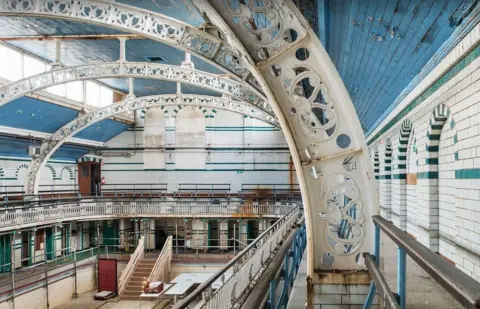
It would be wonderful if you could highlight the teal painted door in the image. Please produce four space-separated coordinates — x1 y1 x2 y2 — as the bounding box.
0 235 11 272
46 228 54 260
103 221 116 247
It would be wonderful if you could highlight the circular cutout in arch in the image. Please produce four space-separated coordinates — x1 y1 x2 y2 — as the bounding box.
336 134 351 149
321 253 335 268
284 29 298 43
296 48 310 61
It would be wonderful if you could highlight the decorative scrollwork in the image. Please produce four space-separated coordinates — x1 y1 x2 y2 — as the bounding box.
203 287 214 301
320 173 365 255
230 282 237 305
0 0 264 90
206 0 306 61
0 62 274 116
24 94 277 194
284 66 337 142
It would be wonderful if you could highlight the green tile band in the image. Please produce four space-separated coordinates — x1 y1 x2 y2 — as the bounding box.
368 42 480 145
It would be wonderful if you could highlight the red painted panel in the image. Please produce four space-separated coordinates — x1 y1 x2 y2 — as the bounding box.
98 259 117 293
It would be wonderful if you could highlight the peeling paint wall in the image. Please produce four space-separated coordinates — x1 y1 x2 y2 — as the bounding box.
102 109 295 191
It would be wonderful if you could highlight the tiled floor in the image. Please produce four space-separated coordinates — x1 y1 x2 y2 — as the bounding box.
382 235 461 308
53 291 158 309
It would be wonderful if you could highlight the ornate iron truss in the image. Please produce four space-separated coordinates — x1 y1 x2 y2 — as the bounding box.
0 62 274 116
2 0 379 272
24 94 277 195
0 0 262 91
194 0 378 273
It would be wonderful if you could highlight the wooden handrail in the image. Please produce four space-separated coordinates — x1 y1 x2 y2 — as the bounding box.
148 236 173 283
118 236 145 296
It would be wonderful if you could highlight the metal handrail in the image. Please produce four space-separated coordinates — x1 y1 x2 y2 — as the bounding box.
372 215 480 309
118 236 144 296
148 236 173 283
174 206 300 309
363 253 400 309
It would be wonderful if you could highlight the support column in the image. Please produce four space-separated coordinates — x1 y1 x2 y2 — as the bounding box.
133 218 139 241
79 223 84 250
239 219 248 249
118 37 127 62
50 38 62 69
12 231 20 269
149 219 156 250
119 219 125 250
126 78 135 100
66 223 71 255
219 220 228 250
29 229 34 266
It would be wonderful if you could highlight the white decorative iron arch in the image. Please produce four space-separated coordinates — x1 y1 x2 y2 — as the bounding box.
192 0 378 274
0 62 274 116
24 94 278 194
0 0 261 90
7 0 380 274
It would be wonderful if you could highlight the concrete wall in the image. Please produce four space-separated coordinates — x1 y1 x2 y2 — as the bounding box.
0 262 95 309
368 23 480 281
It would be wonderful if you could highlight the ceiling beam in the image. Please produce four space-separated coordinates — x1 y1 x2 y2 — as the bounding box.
0 125 105 148
0 34 142 41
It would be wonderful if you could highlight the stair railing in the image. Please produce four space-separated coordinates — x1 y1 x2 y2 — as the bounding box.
118 235 145 296
148 235 173 283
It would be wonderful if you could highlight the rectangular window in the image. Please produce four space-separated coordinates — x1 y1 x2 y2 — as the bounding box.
86 81 100 107
66 81 84 102
0 45 22 81
99 86 113 107
23 55 46 78
81 165 89 177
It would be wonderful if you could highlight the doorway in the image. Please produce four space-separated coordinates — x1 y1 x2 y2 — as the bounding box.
78 162 101 196
208 220 219 251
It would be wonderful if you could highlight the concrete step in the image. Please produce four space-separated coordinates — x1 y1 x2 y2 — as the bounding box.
137 265 155 269
123 290 143 295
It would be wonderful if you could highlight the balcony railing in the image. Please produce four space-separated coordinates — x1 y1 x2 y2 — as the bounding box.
174 206 301 309
0 199 297 231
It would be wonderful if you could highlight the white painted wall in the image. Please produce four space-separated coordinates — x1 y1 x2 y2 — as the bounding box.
0 262 95 309
0 157 76 194
102 109 296 192
406 132 418 237
438 123 456 261
368 24 480 281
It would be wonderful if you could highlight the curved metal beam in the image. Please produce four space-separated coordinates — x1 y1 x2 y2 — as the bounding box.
0 62 274 116
0 0 261 90
24 94 278 194
194 0 379 273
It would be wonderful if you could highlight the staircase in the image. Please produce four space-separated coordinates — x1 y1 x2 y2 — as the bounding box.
120 258 156 300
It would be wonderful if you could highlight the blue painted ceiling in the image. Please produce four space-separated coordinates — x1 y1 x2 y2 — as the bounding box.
0 0 479 159
305 0 480 133
0 135 89 161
